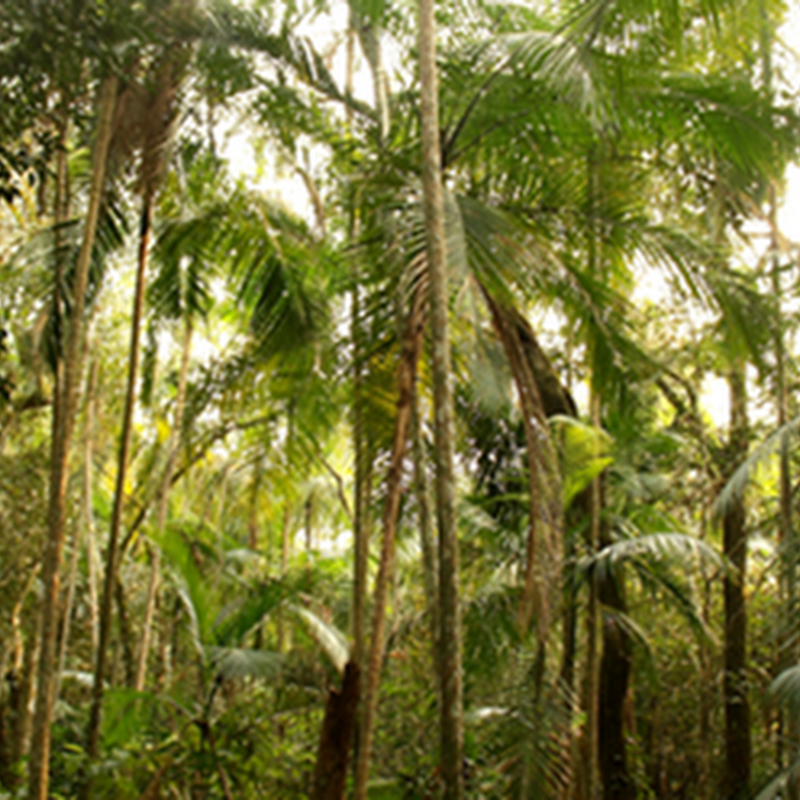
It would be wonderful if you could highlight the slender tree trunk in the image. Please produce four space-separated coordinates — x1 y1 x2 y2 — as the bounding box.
411 394 440 675
722 367 751 799
28 74 118 800
761 6 797 783
352 294 425 800
84 359 100 661
351 278 371 668
597 481 634 800
350 272 374 780
84 186 154 785
54 357 98 703
3 566 40 788
135 319 193 692
54 501 82 704
278 500 292 655
248 457 262 551
419 5 463 794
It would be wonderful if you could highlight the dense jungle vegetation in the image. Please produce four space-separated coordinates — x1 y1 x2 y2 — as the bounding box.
1 0 800 797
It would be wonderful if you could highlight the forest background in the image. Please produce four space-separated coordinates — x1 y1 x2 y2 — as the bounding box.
2 0 800 798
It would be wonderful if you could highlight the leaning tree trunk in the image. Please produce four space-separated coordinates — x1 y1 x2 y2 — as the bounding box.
419 2 464 794
28 74 118 800
352 291 425 800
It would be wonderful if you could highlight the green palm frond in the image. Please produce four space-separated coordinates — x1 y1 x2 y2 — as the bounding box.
156 524 217 654
227 195 330 359
206 647 283 681
150 207 227 323
290 605 350 674
753 763 800 800
583 532 724 576
212 578 290 646
713 415 800 519
575 532 722 647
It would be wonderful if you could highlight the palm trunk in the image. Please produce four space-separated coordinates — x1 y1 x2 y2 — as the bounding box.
278 500 292 655
411 393 440 675
580 416 600 800
28 74 118 800
597 475 634 799
419 2 463 793
84 186 154 783
84 359 100 661
351 278 371 668
134 318 193 692
352 292 425 800
55 358 98 703
352 296 424 797
722 367 751 798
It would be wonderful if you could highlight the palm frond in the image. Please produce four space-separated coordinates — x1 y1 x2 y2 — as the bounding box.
206 646 283 681
769 665 800 721
713 415 800 519
583 532 725 576
290 605 350 674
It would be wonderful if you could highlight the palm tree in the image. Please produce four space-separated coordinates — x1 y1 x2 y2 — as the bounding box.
28 72 118 800
84 44 188 786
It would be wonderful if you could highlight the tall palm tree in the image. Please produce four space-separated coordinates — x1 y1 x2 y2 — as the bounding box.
84 44 187 786
28 72 118 800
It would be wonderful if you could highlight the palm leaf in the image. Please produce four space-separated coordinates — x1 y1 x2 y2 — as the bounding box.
713 415 800 519
583 532 725 575
206 646 283 681
290 605 350 674
768 665 800 721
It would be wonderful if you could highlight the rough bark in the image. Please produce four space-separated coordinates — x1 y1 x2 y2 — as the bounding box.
352 292 425 800
310 662 361 800
419 4 463 794
28 74 118 800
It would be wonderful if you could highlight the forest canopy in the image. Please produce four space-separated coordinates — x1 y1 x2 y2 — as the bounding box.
1 0 800 798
